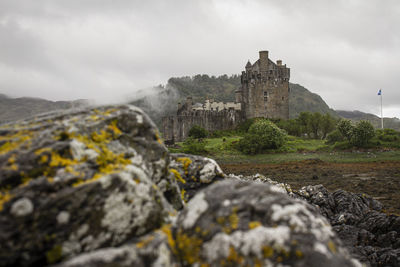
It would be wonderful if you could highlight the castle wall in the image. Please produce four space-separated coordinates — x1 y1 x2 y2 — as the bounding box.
162 109 244 142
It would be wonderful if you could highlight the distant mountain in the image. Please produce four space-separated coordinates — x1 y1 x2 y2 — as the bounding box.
0 94 89 124
336 110 400 131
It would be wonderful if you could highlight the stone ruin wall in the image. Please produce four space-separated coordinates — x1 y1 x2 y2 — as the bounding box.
162 109 244 143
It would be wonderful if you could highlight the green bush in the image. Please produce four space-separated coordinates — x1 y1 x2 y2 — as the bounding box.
337 119 354 141
182 137 207 155
376 128 400 142
236 118 257 133
350 120 375 147
236 120 287 154
325 129 344 144
188 125 208 139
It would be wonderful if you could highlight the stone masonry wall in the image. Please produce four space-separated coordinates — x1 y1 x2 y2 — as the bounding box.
162 109 244 142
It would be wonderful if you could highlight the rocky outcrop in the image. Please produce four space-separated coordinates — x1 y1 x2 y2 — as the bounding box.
0 105 178 266
2 104 397 266
57 180 360 267
231 174 400 266
296 185 400 266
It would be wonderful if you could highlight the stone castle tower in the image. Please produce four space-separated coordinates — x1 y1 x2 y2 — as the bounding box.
162 50 290 143
235 51 290 119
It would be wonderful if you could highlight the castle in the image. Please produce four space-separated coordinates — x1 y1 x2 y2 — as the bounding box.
162 51 290 143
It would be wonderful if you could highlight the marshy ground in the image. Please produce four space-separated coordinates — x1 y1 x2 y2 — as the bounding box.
220 159 400 214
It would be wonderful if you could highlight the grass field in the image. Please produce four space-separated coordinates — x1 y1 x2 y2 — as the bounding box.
168 135 400 164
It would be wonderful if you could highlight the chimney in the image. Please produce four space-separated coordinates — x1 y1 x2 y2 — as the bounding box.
259 51 269 72
277 60 282 66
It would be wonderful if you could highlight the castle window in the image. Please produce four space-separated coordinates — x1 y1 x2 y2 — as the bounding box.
282 97 284 100
264 91 268 102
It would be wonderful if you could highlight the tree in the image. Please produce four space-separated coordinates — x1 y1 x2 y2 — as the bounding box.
351 120 375 147
309 112 323 139
337 119 354 141
297 112 312 138
321 113 337 139
188 125 208 139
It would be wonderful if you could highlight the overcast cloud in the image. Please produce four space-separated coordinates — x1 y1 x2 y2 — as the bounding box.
0 0 399 117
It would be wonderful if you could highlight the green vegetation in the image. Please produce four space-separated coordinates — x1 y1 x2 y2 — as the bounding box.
168 113 400 164
188 125 208 139
237 120 287 154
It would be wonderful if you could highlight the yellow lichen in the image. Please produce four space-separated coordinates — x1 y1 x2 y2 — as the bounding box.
108 120 122 136
175 230 203 264
169 168 186 184
176 157 192 174
248 221 262 229
89 115 100 121
295 249 303 258
46 245 62 264
328 240 337 254
228 212 239 231
49 152 78 168
35 147 52 155
0 134 32 155
136 235 155 249
155 131 163 145
160 224 176 254
226 246 244 264
181 189 187 203
262 246 274 258
0 191 13 211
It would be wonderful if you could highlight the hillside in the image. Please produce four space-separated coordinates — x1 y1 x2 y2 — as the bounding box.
288 83 337 118
130 75 338 126
337 110 400 131
0 94 89 124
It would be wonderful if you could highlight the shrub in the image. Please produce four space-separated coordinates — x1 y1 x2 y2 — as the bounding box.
236 118 257 133
182 137 207 154
350 120 375 147
376 128 400 142
188 125 208 139
236 120 287 154
325 129 344 144
337 119 354 141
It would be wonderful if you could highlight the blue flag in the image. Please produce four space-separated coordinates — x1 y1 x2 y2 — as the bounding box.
378 89 382 95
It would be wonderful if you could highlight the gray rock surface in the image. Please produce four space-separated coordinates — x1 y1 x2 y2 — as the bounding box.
0 105 176 266
296 185 400 266
230 174 400 266
173 180 360 267
169 153 225 203
56 180 361 267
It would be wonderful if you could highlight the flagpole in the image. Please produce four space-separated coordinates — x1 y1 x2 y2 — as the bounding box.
380 91 383 129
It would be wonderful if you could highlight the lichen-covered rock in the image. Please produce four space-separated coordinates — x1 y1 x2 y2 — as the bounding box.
0 105 178 266
172 180 360 267
295 185 400 266
169 153 224 204
54 229 177 267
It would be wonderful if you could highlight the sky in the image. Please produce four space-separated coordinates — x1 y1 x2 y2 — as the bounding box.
0 0 399 118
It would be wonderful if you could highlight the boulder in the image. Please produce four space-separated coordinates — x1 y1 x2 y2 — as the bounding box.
173 180 359 266
0 105 177 266
169 153 224 203
56 180 361 267
54 229 176 267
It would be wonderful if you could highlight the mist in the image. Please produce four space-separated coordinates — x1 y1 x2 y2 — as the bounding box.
0 0 399 117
